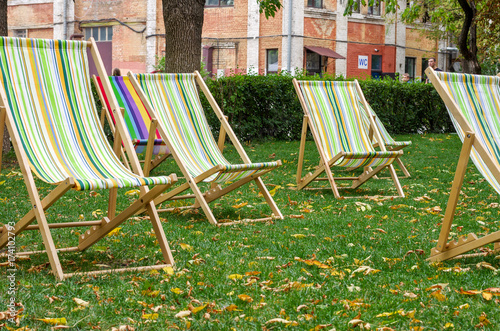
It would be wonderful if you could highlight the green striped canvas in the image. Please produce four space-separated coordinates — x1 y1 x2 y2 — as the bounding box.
296 80 400 169
437 71 500 194
0 37 172 190
136 73 279 183
359 102 412 148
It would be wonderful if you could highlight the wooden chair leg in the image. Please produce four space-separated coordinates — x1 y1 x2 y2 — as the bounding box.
212 116 228 190
296 116 308 186
387 164 405 197
143 119 158 176
191 182 218 226
254 177 284 219
108 187 118 219
145 200 174 265
79 183 173 251
396 158 411 178
0 107 5 172
429 133 474 259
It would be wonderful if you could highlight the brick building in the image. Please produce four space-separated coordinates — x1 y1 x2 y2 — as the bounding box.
7 0 454 80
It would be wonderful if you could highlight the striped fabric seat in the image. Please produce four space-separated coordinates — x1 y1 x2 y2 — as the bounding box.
426 68 500 262
136 73 279 183
95 76 169 155
437 71 500 193
0 37 171 191
296 80 401 168
359 102 412 148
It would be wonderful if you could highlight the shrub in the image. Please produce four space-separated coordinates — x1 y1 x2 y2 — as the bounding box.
201 73 453 141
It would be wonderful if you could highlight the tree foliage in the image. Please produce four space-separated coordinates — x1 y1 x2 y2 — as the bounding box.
344 0 492 74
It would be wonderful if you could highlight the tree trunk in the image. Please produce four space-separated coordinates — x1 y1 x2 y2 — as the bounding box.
0 0 10 155
456 0 481 74
162 0 205 73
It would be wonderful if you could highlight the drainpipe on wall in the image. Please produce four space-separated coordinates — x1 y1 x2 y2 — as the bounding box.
287 0 293 72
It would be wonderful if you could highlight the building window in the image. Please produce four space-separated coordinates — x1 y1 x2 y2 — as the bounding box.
306 50 322 75
13 29 27 38
368 0 381 16
421 57 428 82
405 57 416 80
307 0 322 8
371 55 382 79
205 0 234 6
266 49 278 74
84 26 113 42
350 0 361 13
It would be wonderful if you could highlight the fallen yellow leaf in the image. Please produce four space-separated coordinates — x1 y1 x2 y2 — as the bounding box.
291 234 306 239
142 313 158 320
125 189 140 196
171 288 183 294
225 304 240 312
232 202 248 209
106 227 121 237
190 303 208 314
73 298 89 307
228 274 243 280
163 266 174 275
429 290 447 302
174 310 191 318
36 318 67 325
179 243 193 251
266 318 298 326
238 294 253 303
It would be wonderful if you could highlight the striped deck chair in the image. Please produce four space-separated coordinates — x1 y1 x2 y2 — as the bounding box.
293 79 405 198
359 101 412 178
426 67 500 261
93 75 170 175
127 71 284 226
0 37 177 280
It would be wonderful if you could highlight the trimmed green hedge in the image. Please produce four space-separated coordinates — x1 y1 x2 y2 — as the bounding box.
201 74 454 141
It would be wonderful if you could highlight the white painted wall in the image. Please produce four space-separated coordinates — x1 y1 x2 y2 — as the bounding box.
335 0 348 77
8 0 52 5
145 0 157 73
247 0 260 74
53 0 74 39
385 0 406 77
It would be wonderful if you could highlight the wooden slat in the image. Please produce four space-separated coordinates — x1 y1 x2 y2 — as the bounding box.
0 107 5 172
143 118 158 176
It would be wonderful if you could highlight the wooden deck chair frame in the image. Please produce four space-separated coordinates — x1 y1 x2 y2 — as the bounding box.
0 37 177 280
363 107 411 179
293 78 405 199
426 67 500 261
92 75 169 176
128 71 284 226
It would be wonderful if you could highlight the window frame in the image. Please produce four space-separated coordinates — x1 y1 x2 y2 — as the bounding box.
371 54 383 79
367 0 381 16
205 0 234 7
350 0 361 13
404 56 416 80
266 48 279 74
84 26 113 42
307 0 323 9
13 29 27 38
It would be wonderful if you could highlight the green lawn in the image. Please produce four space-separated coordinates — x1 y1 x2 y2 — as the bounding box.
1 134 499 330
